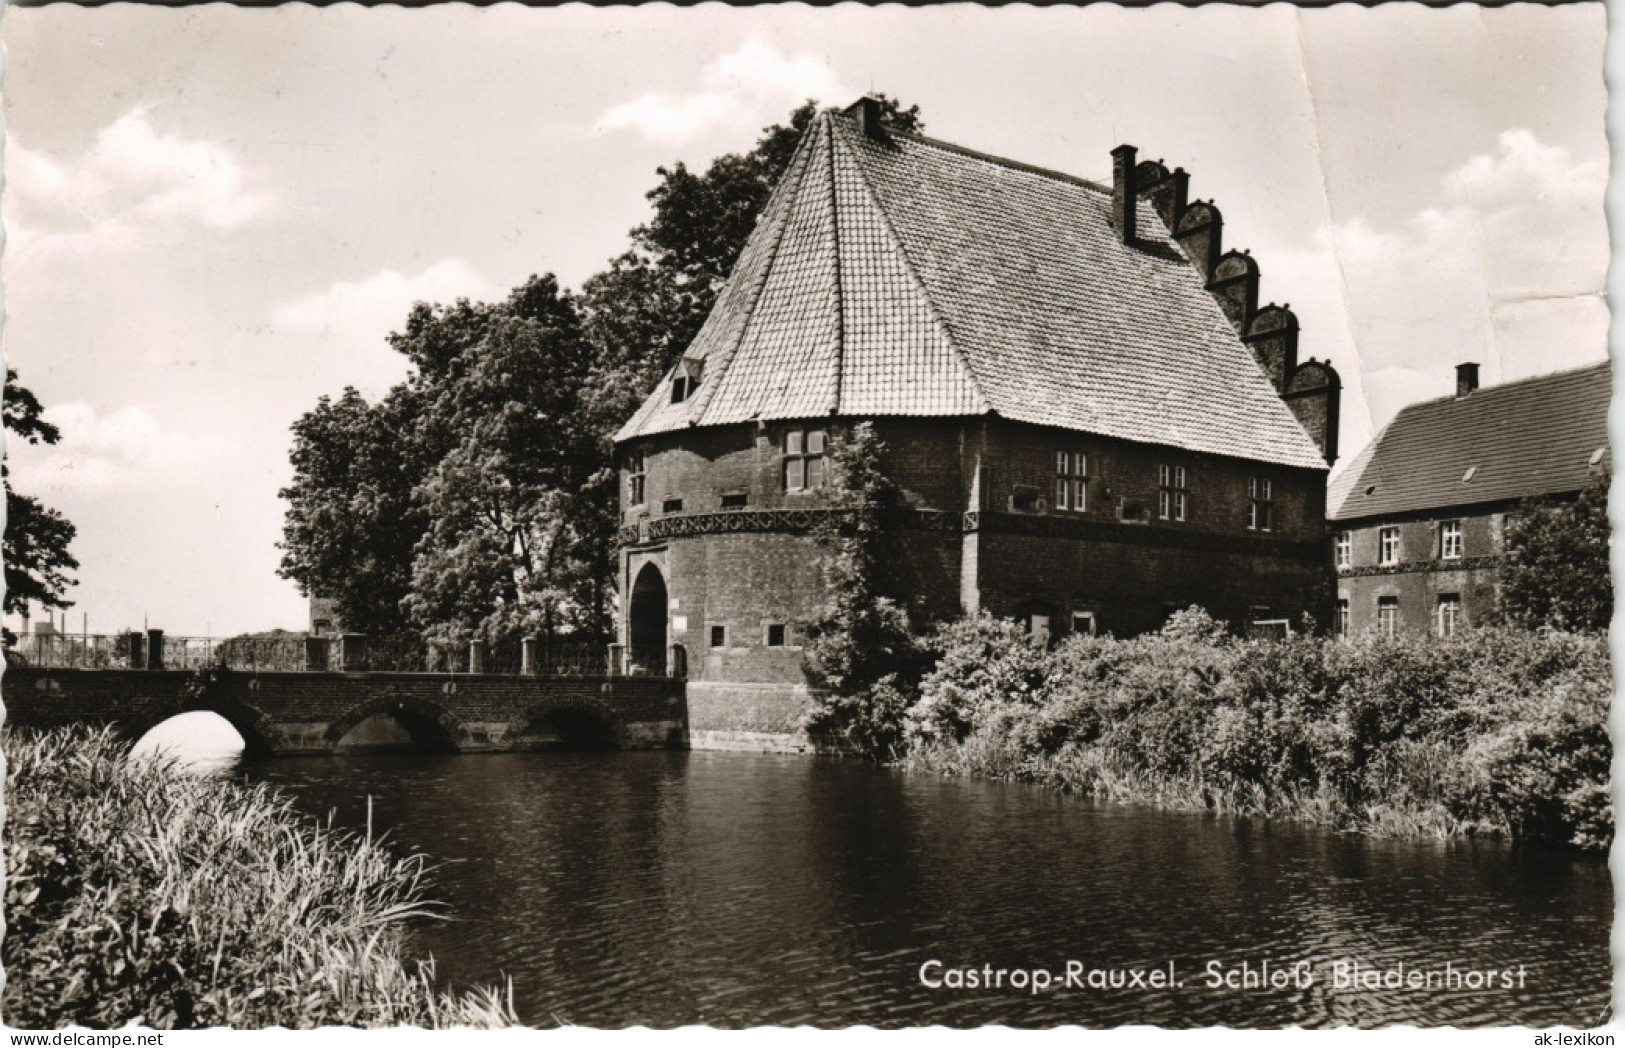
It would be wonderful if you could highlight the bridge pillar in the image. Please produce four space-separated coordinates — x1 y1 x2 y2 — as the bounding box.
127 632 146 669
146 629 165 671
469 639 486 675
339 633 368 672
521 636 540 676
304 635 331 672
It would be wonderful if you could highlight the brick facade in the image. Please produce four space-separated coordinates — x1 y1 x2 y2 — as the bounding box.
617 415 1334 690
1333 508 1506 637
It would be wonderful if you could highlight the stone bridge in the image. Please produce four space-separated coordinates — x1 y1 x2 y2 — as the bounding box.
1 666 688 755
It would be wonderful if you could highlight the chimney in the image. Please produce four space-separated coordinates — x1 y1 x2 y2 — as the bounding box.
1111 144 1138 244
845 96 885 139
1456 362 1480 398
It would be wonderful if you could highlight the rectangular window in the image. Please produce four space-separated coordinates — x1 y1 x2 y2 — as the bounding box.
765 623 787 647
1440 520 1463 560
1437 594 1461 638
1247 477 1274 532
1377 596 1399 638
1335 532 1352 568
783 428 827 491
1055 451 1088 512
1071 611 1097 636
662 498 684 514
1157 464 1188 522
720 492 748 510
1379 526 1401 565
1336 599 1350 638
627 449 647 506
709 625 727 648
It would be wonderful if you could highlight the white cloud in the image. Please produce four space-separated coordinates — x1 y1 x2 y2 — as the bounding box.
270 259 507 344
8 403 207 495
6 109 272 258
598 39 846 144
1324 130 1607 429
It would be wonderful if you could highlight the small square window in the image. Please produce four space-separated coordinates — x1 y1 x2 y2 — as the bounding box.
709 625 727 648
720 492 748 510
765 623 787 647
662 498 684 514
1071 611 1097 636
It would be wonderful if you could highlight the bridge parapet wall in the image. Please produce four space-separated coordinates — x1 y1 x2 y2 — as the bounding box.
1 668 687 754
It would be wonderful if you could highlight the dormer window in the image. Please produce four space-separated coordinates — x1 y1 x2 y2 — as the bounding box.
670 358 705 404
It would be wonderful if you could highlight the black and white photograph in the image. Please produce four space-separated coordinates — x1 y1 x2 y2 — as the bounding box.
0 0 1613 1032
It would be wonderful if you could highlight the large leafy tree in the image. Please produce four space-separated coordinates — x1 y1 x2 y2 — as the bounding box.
399 276 608 645
1497 470 1612 632
3 370 78 643
277 386 425 634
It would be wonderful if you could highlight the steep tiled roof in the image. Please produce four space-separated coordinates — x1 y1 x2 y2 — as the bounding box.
1327 360 1611 522
615 109 1328 471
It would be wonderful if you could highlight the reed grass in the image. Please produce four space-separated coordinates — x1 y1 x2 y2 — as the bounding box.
3 725 516 1029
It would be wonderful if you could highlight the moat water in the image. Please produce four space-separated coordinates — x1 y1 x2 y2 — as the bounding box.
196 746 1611 1029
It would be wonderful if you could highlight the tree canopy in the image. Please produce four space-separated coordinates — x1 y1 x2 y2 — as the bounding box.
4 369 78 643
280 99 924 644
1497 469 1612 633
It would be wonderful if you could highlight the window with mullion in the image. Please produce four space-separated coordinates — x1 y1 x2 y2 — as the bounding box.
1157 464 1188 522
783 427 827 492
1055 451 1088 511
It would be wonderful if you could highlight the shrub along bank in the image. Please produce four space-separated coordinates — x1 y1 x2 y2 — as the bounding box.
817 610 1610 850
3 726 515 1029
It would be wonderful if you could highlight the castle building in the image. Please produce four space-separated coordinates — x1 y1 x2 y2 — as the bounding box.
1327 360 1610 637
613 99 1342 706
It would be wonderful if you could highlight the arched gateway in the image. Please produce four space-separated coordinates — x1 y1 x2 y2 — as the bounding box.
628 562 668 676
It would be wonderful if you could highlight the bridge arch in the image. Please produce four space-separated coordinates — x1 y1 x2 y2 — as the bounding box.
125 697 285 758
504 697 627 751
324 694 466 753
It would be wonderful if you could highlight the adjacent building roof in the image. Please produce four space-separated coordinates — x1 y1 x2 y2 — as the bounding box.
1327 360 1611 522
614 107 1329 471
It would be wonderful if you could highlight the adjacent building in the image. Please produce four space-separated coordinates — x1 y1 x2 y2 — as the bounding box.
613 99 1342 706
1326 360 1610 637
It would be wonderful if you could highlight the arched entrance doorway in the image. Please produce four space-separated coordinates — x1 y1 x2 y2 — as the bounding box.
628 563 668 675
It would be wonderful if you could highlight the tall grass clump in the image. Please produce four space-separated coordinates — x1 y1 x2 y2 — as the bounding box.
899 611 1610 850
3 726 516 1029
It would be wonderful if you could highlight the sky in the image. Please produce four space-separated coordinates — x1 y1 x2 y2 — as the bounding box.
3 3 1609 637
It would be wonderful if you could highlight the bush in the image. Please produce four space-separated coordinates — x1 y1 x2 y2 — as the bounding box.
3 726 515 1029
901 612 1610 850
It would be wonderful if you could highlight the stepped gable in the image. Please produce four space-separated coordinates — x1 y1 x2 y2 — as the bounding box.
615 107 1330 472
1327 360 1611 522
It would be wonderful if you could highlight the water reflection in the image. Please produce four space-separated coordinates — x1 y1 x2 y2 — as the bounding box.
237 750 1609 1029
